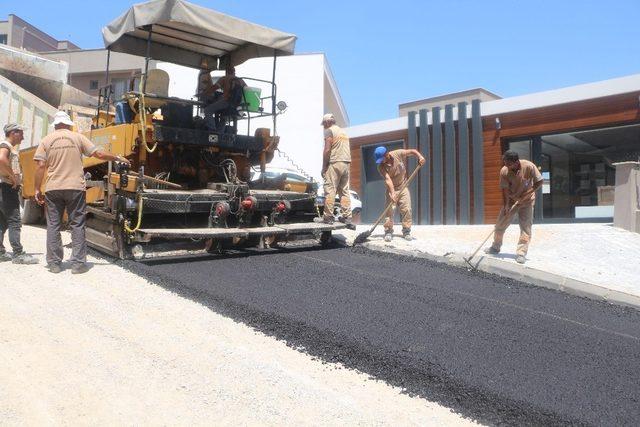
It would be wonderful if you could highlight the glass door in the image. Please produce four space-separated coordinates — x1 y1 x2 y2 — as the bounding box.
360 141 404 223
507 138 545 220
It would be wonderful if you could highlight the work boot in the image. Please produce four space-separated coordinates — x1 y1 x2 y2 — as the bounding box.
338 217 356 230
384 232 393 242
402 228 413 241
313 216 334 224
12 253 38 265
484 246 500 255
71 263 90 275
0 252 12 262
516 255 526 264
47 263 62 274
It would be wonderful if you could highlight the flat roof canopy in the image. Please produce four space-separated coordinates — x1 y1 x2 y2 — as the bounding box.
102 0 297 69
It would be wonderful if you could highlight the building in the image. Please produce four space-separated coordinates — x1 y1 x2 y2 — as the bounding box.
347 74 640 224
399 88 501 117
0 14 143 101
0 14 78 52
40 49 145 100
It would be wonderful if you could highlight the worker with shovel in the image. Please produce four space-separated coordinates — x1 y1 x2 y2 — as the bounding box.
484 150 543 264
376 147 425 242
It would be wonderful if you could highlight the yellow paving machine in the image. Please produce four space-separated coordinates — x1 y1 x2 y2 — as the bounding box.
20 0 342 259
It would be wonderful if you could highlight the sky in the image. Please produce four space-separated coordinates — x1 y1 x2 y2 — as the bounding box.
2 0 640 125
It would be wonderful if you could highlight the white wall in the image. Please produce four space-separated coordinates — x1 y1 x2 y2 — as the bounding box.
155 54 329 181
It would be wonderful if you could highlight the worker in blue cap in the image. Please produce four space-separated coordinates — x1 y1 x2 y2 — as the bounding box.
375 146 425 242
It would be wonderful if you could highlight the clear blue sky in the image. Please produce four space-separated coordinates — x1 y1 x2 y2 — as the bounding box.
3 0 639 125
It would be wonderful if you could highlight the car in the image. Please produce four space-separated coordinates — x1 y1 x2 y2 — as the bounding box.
250 167 311 184
316 187 363 223
251 167 362 222
250 167 318 193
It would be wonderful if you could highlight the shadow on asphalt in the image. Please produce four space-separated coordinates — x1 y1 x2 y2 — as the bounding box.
136 240 344 266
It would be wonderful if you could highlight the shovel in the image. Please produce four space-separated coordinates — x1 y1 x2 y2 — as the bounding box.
463 200 520 269
353 163 422 246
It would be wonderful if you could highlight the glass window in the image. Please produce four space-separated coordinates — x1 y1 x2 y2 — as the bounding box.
89 80 99 90
0 34 7 45
509 124 639 220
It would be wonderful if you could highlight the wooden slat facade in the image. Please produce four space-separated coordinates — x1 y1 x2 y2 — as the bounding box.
349 91 640 224
482 91 640 222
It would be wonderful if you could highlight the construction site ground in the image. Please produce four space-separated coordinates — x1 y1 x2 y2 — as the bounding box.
336 222 640 310
2 224 640 425
0 225 474 426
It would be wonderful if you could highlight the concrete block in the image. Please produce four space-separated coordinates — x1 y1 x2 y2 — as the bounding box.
604 290 640 310
560 277 610 302
478 257 525 282
520 267 564 291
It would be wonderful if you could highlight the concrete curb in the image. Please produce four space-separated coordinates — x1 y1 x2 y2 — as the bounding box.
335 234 640 311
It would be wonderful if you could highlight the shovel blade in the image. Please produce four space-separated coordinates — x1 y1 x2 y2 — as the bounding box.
352 230 372 246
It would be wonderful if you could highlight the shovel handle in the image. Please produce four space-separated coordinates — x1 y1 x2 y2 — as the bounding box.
368 163 423 233
465 200 521 263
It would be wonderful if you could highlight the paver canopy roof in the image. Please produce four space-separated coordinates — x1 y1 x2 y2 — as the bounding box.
102 0 297 69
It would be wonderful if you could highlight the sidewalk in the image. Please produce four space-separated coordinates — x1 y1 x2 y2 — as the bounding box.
336 223 640 310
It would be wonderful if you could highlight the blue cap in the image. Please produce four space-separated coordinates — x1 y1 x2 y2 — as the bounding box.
374 146 387 164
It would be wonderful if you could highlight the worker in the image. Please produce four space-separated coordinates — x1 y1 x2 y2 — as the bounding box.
198 64 247 130
484 150 543 264
315 113 355 230
33 111 131 274
0 123 38 264
376 147 425 242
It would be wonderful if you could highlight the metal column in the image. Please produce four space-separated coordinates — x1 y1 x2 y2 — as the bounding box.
418 109 430 225
444 104 456 224
471 99 484 224
432 107 443 224
407 111 418 217
458 102 470 224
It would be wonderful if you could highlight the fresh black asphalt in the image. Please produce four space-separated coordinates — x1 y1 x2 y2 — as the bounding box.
119 244 640 426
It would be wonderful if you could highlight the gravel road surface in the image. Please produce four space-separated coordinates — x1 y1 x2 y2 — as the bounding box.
0 227 477 426
125 243 640 425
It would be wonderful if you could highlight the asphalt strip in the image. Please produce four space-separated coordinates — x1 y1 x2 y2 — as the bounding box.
300 248 640 343
96 244 613 426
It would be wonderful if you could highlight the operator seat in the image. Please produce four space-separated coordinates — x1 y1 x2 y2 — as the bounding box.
142 69 170 109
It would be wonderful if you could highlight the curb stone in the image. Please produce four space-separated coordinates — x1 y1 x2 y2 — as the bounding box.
342 237 640 311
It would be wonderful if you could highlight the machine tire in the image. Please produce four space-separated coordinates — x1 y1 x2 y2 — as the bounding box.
21 198 43 225
320 230 332 247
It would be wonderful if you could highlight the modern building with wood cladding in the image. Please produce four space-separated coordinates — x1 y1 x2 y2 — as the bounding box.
346 74 640 224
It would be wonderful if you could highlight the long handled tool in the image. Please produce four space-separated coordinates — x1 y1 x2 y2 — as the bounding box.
463 200 520 269
128 171 183 189
353 163 423 245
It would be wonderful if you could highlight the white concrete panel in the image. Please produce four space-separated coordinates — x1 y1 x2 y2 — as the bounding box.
0 87 9 126
155 54 330 182
575 206 614 219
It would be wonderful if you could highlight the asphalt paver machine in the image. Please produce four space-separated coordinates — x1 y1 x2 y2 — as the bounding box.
71 0 342 259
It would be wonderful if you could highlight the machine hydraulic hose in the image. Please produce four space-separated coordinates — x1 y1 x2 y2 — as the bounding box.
123 195 144 234
138 76 158 153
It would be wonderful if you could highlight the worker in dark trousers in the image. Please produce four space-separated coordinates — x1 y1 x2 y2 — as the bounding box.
0 123 37 264
33 111 130 274
484 150 543 264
